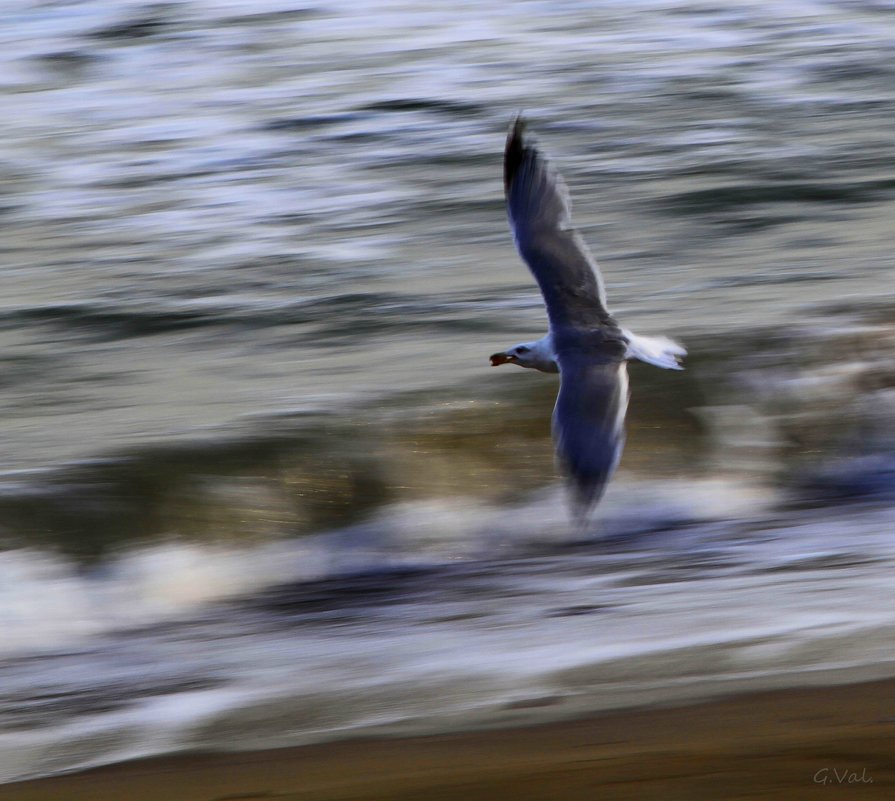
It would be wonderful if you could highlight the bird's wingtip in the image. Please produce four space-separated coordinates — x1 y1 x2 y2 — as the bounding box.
504 113 529 193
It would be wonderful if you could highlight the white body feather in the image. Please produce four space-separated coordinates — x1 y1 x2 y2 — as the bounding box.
499 330 685 374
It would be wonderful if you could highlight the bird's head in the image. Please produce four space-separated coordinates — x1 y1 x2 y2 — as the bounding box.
489 337 558 372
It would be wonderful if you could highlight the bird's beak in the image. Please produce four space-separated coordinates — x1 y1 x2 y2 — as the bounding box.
490 352 517 367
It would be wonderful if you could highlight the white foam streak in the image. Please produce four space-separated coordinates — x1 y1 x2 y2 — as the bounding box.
0 540 329 658
3 481 895 783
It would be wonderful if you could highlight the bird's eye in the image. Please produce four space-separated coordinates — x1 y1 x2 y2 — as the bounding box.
516 346 530 355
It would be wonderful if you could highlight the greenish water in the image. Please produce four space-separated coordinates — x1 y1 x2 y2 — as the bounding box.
2 0 895 785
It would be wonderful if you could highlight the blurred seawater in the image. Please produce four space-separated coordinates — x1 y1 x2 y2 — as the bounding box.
2 0 895 783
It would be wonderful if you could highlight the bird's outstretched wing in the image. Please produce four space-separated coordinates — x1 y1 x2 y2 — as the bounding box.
505 117 630 516
504 116 614 331
552 336 629 515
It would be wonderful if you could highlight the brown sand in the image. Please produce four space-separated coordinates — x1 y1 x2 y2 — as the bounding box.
3 679 894 801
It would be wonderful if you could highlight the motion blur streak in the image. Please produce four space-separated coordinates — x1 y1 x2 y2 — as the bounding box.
2 0 895 784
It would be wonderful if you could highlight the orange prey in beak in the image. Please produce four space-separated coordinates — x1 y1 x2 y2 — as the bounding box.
490 352 517 367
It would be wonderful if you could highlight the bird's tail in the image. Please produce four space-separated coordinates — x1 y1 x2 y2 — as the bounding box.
621 329 686 370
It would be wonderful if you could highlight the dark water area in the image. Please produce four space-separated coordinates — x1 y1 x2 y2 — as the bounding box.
2 0 895 783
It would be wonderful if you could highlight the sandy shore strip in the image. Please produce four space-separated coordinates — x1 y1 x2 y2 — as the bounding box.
3 678 894 801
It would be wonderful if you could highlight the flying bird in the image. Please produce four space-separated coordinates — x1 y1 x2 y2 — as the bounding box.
492 117 685 516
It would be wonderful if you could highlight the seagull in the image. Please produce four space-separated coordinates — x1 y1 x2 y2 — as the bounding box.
491 117 686 517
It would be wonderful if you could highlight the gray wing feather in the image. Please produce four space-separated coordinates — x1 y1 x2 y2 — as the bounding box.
504 118 613 331
553 351 629 514
504 117 630 518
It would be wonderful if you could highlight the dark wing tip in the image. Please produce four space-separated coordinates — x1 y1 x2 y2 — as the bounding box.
504 113 529 195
